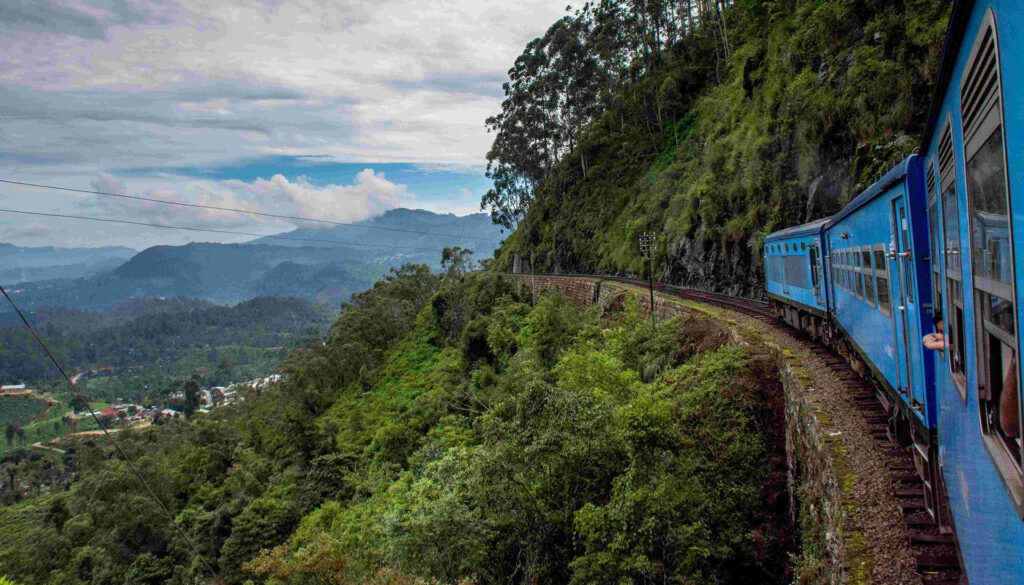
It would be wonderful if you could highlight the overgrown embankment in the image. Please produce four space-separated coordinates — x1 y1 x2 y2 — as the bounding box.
0 269 795 585
487 0 949 296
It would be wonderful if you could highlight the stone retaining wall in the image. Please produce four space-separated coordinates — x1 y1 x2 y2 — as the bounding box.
505 274 850 584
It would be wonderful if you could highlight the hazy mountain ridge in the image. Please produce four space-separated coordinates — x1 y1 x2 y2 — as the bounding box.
0 208 505 312
0 243 136 284
262 208 505 256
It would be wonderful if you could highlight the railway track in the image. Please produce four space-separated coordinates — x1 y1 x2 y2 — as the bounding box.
549 274 963 584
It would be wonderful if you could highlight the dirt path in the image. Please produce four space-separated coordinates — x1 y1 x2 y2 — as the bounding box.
30 441 66 454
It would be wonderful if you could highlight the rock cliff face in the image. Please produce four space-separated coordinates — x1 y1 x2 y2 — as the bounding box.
491 1 949 297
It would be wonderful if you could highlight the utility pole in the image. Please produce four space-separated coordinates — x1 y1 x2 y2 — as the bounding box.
639 232 657 318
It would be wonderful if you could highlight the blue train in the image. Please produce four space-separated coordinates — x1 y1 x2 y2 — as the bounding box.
764 1 1024 582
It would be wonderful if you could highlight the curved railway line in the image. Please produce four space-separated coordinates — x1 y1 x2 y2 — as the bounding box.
552 273 963 584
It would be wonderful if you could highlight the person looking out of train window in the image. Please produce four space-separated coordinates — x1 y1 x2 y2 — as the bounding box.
922 310 946 351
1001 359 1019 438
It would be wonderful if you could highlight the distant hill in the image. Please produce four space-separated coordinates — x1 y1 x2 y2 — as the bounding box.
259 208 505 257
0 243 135 284
0 208 505 312
5 243 372 312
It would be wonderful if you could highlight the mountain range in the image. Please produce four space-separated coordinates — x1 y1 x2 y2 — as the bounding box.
0 209 504 314
0 243 136 283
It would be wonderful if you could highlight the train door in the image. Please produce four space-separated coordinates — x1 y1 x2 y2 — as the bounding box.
891 198 921 405
809 242 824 306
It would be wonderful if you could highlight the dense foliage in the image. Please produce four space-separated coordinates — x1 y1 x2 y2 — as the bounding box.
0 264 789 584
487 0 950 291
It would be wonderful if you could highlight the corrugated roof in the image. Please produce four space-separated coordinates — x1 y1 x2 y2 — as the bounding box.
764 217 830 242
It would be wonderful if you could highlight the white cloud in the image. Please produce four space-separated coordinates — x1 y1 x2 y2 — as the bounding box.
0 0 579 249
226 170 410 224
0 0 583 169
72 169 406 233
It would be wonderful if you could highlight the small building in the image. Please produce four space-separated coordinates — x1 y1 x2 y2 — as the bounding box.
0 384 26 393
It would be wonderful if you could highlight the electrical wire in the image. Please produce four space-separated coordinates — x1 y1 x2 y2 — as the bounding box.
0 282 220 579
0 207 448 253
0 178 494 241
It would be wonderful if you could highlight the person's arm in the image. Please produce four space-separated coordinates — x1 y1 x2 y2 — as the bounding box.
1001 362 1020 438
923 333 946 351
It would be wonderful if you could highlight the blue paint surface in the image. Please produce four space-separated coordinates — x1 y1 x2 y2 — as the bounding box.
764 4 1024 580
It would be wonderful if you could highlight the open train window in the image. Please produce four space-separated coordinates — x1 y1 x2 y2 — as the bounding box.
862 245 876 307
927 160 945 354
854 248 864 300
874 244 892 316
960 10 1023 509
940 119 968 398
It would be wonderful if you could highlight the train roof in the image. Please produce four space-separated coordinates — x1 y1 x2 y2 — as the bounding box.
920 0 975 153
763 217 830 242
828 156 916 225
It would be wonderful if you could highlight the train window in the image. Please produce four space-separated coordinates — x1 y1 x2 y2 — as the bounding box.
840 249 847 292
874 244 892 316
847 249 854 293
961 12 1022 479
839 247 847 290
940 120 968 397
845 249 852 293
927 160 945 347
854 248 864 300
801 242 806 251
862 246 876 307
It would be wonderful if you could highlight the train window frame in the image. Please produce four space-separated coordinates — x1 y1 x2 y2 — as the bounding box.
939 117 969 400
927 159 945 355
854 247 864 301
959 9 1024 514
840 249 847 292
874 243 892 317
847 249 854 293
862 245 876 308
844 249 851 293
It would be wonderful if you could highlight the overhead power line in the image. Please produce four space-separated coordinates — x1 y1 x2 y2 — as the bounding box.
0 207 448 253
0 178 494 241
0 282 220 579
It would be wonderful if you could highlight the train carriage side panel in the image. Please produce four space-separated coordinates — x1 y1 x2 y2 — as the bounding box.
918 1 1024 582
764 219 830 330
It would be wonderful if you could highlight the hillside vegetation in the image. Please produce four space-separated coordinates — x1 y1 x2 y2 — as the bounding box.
486 0 949 294
0 296 331 388
0 266 791 584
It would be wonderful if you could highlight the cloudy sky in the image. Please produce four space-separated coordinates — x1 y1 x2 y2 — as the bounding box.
0 0 577 249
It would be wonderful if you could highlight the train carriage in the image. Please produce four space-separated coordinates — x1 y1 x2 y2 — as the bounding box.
763 218 830 336
824 156 937 434
763 1 1024 581
917 1 1024 581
